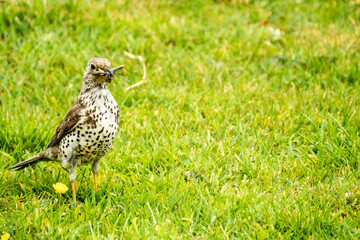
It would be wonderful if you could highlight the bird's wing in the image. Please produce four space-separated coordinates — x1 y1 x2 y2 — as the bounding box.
46 98 86 149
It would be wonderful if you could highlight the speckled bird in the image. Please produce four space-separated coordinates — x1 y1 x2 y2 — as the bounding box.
9 58 125 203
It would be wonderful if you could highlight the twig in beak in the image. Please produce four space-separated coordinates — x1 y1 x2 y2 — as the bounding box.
112 65 126 72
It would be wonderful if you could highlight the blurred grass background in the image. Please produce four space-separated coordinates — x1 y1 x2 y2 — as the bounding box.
1 0 360 238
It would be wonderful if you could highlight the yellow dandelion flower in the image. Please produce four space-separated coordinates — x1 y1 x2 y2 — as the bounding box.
53 183 69 194
1 233 10 240
51 96 57 104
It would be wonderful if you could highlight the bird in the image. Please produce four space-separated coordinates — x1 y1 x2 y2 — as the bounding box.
9 58 125 203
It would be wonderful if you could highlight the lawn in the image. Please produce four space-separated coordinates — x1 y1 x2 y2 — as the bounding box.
1 0 360 238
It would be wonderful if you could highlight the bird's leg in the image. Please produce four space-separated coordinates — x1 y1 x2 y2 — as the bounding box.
71 181 76 203
93 173 98 192
69 164 78 204
92 159 101 192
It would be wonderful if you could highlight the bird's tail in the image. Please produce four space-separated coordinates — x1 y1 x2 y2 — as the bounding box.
9 154 49 171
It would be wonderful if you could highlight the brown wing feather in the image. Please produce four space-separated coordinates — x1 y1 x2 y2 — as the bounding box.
46 98 85 149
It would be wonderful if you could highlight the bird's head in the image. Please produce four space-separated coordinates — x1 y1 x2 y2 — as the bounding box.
84 58 125 84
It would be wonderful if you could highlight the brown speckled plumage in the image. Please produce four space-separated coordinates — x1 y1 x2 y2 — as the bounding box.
9 58 125 202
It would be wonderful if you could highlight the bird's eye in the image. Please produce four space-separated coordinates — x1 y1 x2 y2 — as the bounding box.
91 64 96 70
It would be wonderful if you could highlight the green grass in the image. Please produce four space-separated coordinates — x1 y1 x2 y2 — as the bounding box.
1 0 360 238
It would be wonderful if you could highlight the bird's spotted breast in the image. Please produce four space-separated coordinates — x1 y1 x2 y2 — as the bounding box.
58 88 119 167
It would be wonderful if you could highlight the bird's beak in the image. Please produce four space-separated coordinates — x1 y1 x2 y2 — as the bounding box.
93 65 125 83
